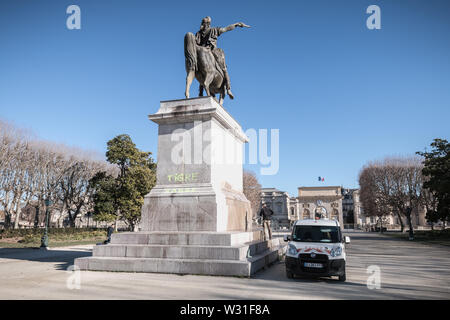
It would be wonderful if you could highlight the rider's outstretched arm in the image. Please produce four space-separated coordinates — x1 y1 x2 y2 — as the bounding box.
219 22 249 34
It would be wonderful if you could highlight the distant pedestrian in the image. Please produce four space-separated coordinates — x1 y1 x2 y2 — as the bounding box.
104 224 114 244
259 203 273 240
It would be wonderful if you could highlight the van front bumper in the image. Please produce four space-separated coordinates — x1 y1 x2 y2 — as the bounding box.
285 255 345 277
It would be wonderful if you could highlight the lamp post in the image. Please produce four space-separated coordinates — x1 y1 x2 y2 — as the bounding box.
40 199 52 249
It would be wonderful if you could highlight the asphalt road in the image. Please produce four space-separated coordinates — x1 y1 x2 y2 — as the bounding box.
0 232 449 299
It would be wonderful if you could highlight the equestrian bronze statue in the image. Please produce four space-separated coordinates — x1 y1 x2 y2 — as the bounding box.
184 16 250 105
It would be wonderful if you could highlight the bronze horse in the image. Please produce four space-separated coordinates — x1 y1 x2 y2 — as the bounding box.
184 32 228 105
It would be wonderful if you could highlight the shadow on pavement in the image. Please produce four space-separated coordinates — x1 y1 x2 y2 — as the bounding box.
346 235 403 242
0 247 92 270
253 261 367 287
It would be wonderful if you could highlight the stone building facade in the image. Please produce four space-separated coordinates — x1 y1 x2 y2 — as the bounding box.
288 196 299 222
358 206 429 229
352 189 430 229
297 186 344 226
260 186 344 228
261 185 433 231
341 188 362 228
260 188 291 228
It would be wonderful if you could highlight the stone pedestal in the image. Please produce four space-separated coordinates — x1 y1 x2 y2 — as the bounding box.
75 97 286 276
140 96 251 232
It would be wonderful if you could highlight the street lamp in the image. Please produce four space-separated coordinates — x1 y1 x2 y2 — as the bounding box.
40 198 52 249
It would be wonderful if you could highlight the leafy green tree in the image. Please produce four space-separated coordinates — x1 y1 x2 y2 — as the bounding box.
89 172 118 222
417 139 450 228
90 135 156 230
425 210 440 230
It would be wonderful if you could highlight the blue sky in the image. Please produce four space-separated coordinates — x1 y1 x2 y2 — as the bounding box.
1 0 449 196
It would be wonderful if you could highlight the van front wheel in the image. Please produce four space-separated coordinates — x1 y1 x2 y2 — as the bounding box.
286 270 294 279
338 273 346 282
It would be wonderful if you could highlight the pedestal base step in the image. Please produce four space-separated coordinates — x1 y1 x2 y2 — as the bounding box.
93 238 279 260
110 231 262 246
74 230 286 277
75 243 285 277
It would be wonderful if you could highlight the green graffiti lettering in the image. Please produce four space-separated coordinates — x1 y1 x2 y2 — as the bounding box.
167 172 199 183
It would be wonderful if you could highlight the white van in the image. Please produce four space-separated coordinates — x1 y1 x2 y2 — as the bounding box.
284 219 350 281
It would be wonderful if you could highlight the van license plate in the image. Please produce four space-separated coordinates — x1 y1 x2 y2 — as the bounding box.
304 262 323 268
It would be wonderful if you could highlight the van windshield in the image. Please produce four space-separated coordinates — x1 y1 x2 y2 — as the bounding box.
292 226 341 243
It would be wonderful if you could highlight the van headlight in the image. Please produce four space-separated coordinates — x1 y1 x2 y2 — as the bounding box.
288 244 298 256
330 246 342 257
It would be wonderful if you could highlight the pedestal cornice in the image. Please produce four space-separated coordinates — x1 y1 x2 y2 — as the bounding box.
148 97 248 143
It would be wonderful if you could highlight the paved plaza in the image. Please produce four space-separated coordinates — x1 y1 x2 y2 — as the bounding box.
0 232 449 299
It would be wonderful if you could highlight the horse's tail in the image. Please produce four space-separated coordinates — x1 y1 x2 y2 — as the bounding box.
184 32 197 72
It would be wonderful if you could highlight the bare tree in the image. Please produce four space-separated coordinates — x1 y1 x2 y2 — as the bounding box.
59 158 111 227
243 170 262 220
0 118 110 229
359 157 424 237
0 122 32 228
359 164 392 232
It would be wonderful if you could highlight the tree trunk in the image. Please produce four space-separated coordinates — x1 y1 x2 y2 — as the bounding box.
396 212 404 232
406 212 414 240
13 205 21 229
9 194 20 229
59 200 67 228
68 204 81 228
34 206 40 228
34 197 42 228
2 193 11 228
4 212 12 229
58 212 65 228
69 214 76 228
48 210 55 228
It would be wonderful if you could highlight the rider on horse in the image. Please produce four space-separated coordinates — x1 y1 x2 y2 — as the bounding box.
195 17 248 100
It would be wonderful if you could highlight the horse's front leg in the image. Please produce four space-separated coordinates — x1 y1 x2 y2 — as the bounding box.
185 70 195 99
203 73 214 97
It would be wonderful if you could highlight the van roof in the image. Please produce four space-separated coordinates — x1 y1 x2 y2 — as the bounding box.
294 219 340 227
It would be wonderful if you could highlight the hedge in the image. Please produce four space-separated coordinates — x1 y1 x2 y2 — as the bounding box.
0 227 108 240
